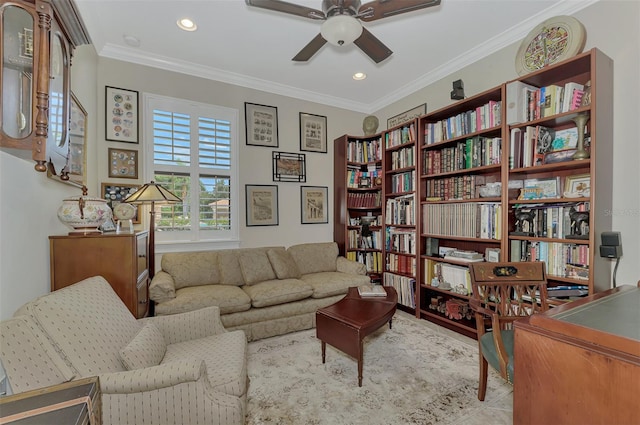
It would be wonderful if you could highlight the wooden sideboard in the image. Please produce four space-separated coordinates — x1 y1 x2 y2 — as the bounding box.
513 285 640 425
49 231 149 318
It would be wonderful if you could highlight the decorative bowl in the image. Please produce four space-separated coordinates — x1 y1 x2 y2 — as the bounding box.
57 195 112 234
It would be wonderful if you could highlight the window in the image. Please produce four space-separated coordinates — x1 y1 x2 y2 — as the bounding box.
144 94 239 244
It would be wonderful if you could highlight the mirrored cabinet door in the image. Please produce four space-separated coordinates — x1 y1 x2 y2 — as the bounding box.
0 0 89 174
1 4 36 143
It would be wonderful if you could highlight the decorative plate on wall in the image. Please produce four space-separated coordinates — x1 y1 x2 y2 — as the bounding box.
515 15 586 76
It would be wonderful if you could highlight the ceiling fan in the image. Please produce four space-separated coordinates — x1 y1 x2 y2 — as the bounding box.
245 0 441 63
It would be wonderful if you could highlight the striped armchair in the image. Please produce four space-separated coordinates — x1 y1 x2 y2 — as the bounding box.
1 276 247 425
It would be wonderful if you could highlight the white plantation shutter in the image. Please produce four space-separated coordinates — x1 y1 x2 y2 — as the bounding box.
145 94 238 242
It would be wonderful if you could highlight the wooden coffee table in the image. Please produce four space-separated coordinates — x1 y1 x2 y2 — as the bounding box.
316 286 397 386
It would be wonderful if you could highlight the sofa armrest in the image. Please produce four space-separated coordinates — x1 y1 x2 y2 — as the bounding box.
98 359 207 394
98 359 245 425
141 306 226 344
149 271 176 303
336 256 367 275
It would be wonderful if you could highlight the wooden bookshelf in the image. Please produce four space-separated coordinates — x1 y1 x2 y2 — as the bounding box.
334 48 613 338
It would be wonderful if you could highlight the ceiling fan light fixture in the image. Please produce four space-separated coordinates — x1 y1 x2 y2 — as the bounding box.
320 15 363 46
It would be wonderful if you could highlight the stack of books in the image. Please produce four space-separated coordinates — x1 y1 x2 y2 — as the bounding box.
357 285 387 297
444 250 484 262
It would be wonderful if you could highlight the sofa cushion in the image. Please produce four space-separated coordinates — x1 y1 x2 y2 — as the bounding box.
18 276 139 376
161 251 219 289
218 250 245 286
242 279 313 308
119 322 166 370
267 249 301 279
162 330 248 397
0 316 76 393
300 271 371 298
238 250 276 285
149 271 176 302
288 242 338 275
154 285 252 316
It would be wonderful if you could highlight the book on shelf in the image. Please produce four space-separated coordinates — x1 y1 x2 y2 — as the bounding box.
357 284 387 297
506 80 538 125
561 82 584 113
444 250 484 261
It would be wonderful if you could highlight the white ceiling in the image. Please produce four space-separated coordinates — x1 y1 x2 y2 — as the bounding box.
73 0 596 113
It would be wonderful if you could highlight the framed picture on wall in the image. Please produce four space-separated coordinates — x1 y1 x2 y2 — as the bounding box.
105 86 139 143
245 102 279 147
246 184 279 226
101 183 142 224
273 151 306 182
299 112 327 153
301 186 328 224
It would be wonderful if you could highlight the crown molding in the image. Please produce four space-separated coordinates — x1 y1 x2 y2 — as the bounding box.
97 0 597 114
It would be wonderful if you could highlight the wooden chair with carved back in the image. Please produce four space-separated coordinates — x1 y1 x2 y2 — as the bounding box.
468 261 549 401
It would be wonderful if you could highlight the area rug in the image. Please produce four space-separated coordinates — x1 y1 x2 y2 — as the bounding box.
246 311 512 425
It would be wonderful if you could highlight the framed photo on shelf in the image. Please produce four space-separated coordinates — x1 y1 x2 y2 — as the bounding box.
105 86 138 143
108 148 138 179
245 102 278 147
299 112 327 153
246 184 278 226
101 183 142 224
100 217 117 233
301 186 328 224
564 174 591 197
273 151 306 182
523 177 560 199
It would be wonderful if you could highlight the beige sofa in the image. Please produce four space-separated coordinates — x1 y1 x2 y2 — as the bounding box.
150 242 371 341
1 276 248 425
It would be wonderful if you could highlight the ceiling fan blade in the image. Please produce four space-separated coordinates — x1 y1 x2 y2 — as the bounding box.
245 0 325 20
358 0 441 22
353 27 392 63
292 33 328 62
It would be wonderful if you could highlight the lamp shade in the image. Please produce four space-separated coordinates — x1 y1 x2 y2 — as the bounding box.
123 181 181 204
321 15 363 46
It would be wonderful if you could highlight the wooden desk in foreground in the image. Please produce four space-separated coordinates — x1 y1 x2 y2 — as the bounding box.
514 285 640 425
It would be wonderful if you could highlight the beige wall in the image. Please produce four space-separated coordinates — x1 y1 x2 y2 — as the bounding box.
1 1 638 319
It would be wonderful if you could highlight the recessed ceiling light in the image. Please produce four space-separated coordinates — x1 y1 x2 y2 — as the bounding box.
177 18 197 32
353 72 367 81
123 34 140 47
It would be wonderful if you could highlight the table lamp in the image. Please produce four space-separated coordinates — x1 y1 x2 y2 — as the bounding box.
123 181 181 280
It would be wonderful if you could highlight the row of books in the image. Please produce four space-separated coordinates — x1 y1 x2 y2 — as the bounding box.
347 229 382 250
389 170 415 194
346 137 383 163
389 146 415 170
509 125 580 169
423 100 502 145
385 194 415 225
423 174 487 201
386 253 416 276
346 251 383 273
429 260 473 295
422 202 502 240
423 136 502 175
386 227 416 254
346 166 382 188
511 203 589 238
510 240 589 279
347 192 381 208
385 123 416 148
506 80 587 125
383 272 416 309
